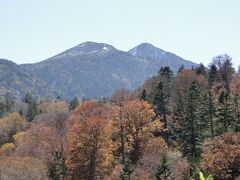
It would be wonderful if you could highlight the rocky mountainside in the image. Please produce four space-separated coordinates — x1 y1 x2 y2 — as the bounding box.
1 42 198 99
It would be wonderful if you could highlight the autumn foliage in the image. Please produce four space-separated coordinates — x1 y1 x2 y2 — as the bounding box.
66 100 114 179
0 156 48 180
201 132 240 179
0 57 240 179
112 100 155 163
0 112 27 146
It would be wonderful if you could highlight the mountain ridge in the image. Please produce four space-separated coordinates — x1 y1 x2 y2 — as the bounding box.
1 42 198 99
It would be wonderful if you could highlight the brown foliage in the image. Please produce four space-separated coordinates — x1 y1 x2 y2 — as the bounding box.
0 156 48 180
166 151 189 180
71 100 110 122
136 75 159 102
201 132 240 179
112 99 155 163
171 159 189 180
136 138 189 180
14 122 63 165
111 89 136 106
136 137 167 179
175 69 206 99
139 137 167 166
34 112 69 137
66 100 114 180
105 163 122 180
38 101 69 113
231 75 240 96
12 112 68 165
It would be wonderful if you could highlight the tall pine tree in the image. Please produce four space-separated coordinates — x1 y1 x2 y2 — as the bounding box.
120 155 133 180
0 101 5 117
4 93 14 113
216 91 234 133
207 64 219 86
69 97 79 110
181 81 204 160
49 150 68 180
25 93 38 122
140 89 147 101
207 91 216 138
155 154 171 180
154 81 167 127
153 67 173 143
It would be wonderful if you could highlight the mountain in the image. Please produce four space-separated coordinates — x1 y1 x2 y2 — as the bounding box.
2 42 198 99
129 43 197 74
0 59 55 98
21 42 153 99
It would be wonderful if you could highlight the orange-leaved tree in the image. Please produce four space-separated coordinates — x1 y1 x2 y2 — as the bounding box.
201 132 240 179
112 99 155 164
66 100 114 180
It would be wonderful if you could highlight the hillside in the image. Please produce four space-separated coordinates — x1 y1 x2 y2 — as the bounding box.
0 59 55 99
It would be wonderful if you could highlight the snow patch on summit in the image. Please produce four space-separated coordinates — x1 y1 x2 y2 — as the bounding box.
78 43 86 48
103 47 109 51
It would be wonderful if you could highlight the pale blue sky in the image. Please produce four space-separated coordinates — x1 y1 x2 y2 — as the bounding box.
0 0 239 68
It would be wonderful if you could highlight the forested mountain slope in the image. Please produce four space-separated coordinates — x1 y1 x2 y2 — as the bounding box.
0 59 55 98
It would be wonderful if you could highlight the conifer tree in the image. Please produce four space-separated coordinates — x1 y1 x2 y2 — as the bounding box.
19 110 23 117
177 65 185 73
158 67 174 80
206 65 220 138
24 92 32 104
207 64 219 86
0 94 14 117
25 93 38 122
154 81 170 144
69 97 79 110
154 81 166 127
181 81 204 160
207 91 216 138
196 63 206 75
199 93 210 136
213 54 234 92
233 89 240 132
219 58 235 92
140 89 147 101
216 91 234 133
49 150 68 180
27 100 38 122
4 93 14 113
155 154 171 180
153 67 173 143
0 101 5 117
120 155 133 180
